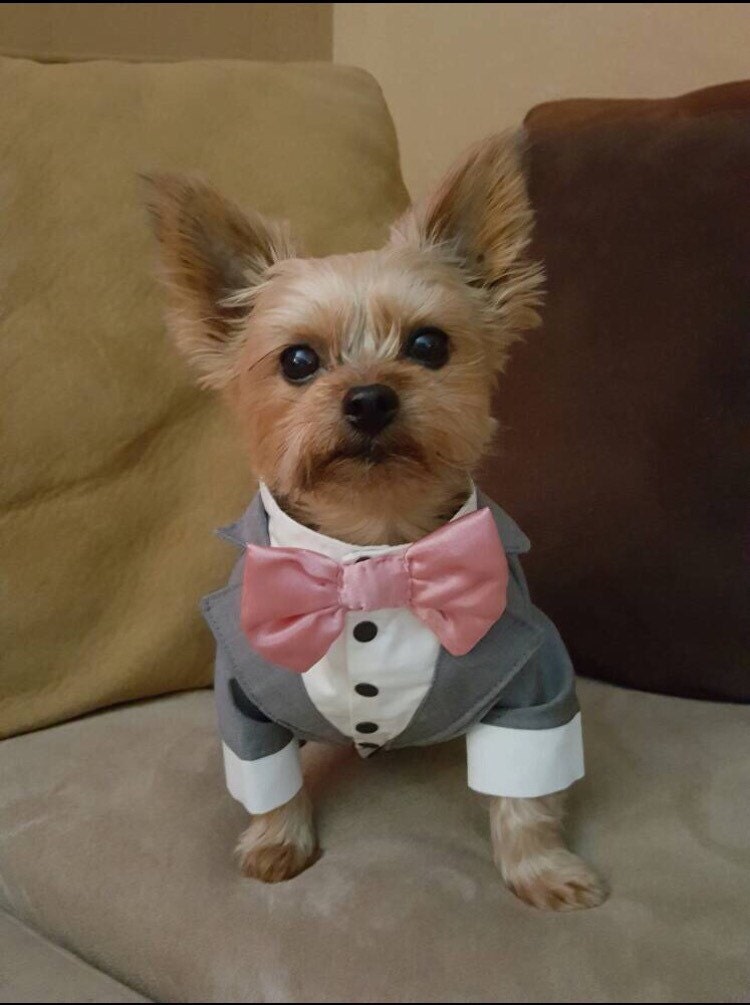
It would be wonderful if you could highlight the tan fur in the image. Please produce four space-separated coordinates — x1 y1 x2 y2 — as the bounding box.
236 787 317 883
147 132 605 906
144 132 542 544
142 172 298 389
226 247 501 543
490 794 608 911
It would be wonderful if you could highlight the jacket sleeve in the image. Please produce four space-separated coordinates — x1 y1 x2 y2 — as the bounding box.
214 648 303 814
465 557 584 798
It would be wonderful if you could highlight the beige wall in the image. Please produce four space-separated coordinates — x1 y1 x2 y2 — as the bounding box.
5 3 748 195
0 3 332 62
334 3 750 196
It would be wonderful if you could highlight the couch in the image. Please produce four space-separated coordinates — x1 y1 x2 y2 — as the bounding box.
1 57 748 1004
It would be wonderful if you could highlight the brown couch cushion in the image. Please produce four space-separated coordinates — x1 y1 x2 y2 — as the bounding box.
479 82 750 702
0 56 408 739
525 79 750 130
1 681 748 1002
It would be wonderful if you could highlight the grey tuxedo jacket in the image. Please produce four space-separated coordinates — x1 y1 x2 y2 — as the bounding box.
201 491 580 764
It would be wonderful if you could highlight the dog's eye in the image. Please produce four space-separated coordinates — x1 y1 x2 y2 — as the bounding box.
280 344 320 383
404 327 450 369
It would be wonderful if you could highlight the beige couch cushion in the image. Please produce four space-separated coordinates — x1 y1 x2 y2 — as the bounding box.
0 56 408 738
0 910 150 1003
1 679 747 1002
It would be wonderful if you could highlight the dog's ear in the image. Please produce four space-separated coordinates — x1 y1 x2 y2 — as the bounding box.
143 174 297 388
391 131 543 343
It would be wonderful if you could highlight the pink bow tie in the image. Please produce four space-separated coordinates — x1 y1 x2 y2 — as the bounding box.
240 507 509 673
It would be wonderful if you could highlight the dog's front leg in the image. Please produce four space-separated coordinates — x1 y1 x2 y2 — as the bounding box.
237 787 318 883
490 791 607 910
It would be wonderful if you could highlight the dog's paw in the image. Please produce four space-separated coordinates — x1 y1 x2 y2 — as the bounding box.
238 836 318 883
236 789 318 883
504 849 608 911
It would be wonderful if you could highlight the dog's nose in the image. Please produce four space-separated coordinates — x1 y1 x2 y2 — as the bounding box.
343 384 400 437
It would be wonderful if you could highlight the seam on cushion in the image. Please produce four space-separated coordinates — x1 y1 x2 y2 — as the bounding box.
0 909 153 1003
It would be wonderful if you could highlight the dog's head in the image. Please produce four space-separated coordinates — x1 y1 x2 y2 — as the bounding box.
145 133 542 540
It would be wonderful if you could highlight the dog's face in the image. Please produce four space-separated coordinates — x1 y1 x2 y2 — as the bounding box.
217 246 512 519
146 134 542 540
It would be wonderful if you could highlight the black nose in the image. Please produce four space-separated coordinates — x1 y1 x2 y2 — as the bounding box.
343 384 400 437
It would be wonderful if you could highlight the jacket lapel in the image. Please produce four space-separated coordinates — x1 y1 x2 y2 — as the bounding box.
393 596 544 748
474 488 531 554
395 490 543 747
203 495 350 746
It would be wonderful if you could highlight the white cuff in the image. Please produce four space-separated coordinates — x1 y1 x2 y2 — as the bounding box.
466 712 584 798
222 739 303 815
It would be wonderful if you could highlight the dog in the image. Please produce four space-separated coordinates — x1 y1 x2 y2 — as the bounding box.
145 132 607 910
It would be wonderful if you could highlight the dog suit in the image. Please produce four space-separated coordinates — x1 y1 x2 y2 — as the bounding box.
202 483 584 814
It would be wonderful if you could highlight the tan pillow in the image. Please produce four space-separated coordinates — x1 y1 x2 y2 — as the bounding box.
0 56 408 738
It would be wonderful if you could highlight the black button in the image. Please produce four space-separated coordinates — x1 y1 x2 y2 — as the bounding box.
354 683 379 697
355 721 379 734
353 621 378 642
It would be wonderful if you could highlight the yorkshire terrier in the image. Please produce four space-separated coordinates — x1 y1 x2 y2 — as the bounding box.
146 132 607 910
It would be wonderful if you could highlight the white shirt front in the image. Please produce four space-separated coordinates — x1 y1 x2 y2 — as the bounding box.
261 481 478 757
222 483 584 815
